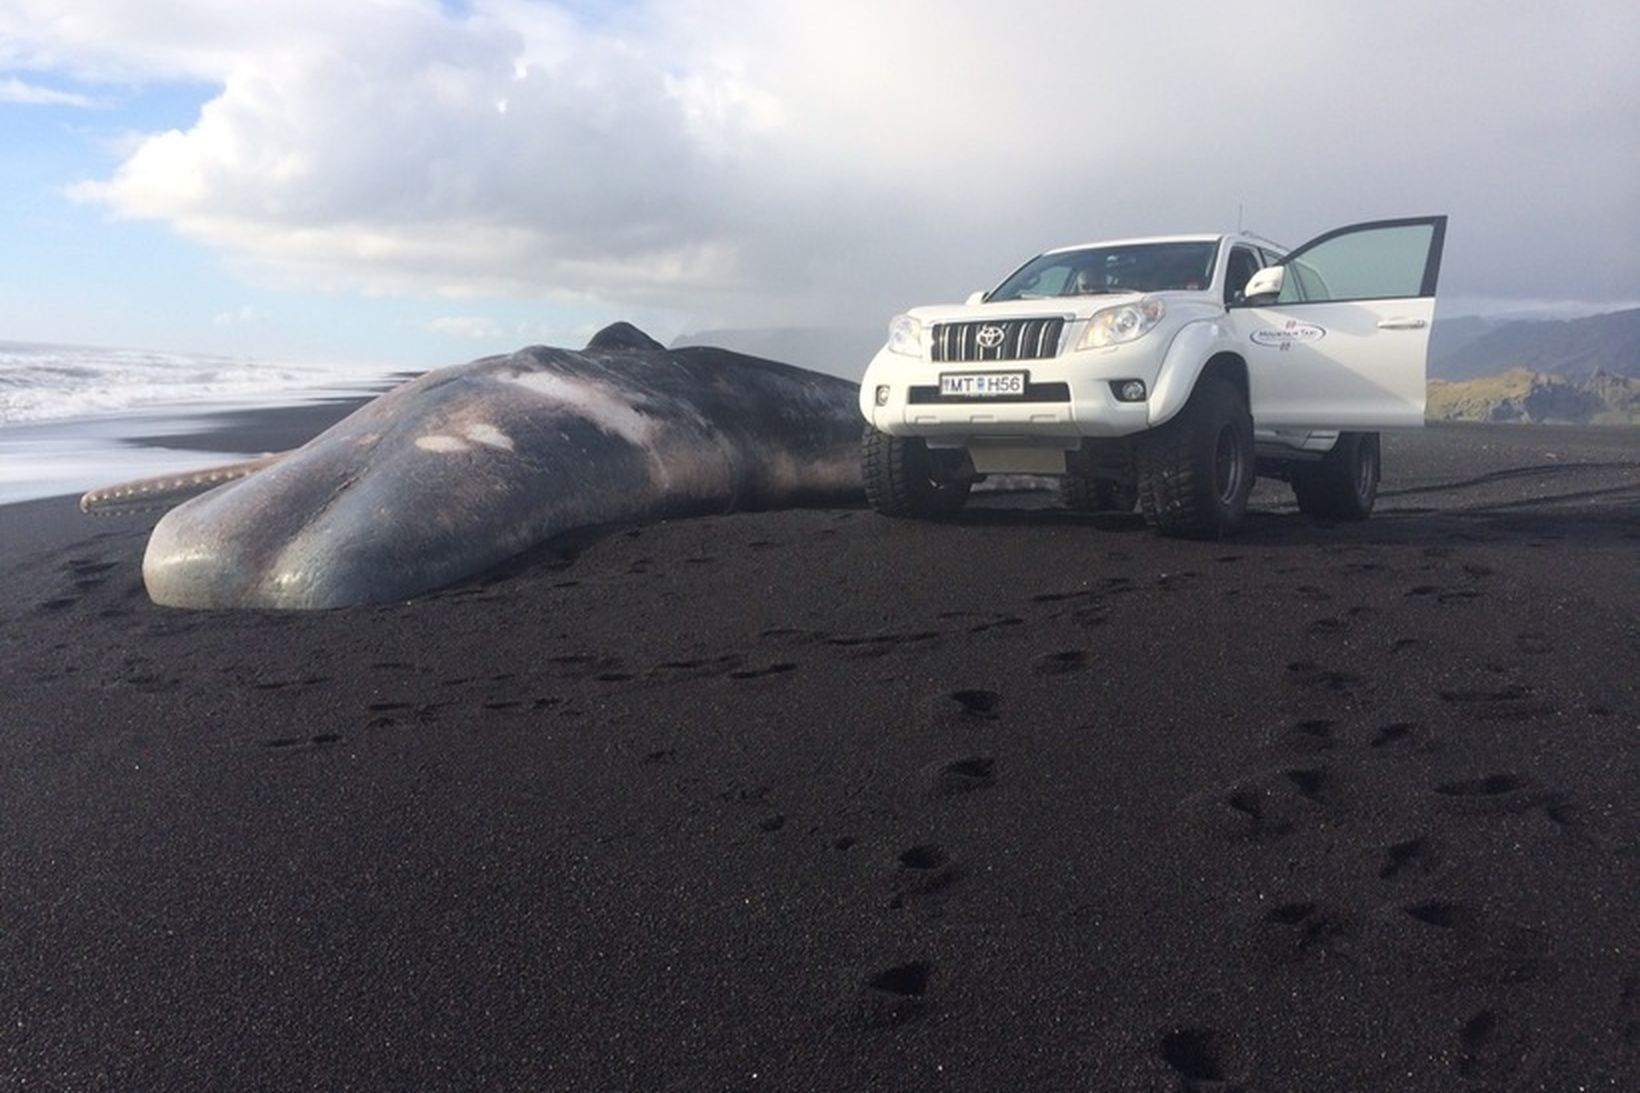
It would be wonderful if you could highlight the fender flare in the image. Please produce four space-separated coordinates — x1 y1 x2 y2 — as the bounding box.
1147 319 1240 428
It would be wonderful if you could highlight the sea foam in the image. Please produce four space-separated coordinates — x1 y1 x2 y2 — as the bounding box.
0 340 404 505
0 340 397 424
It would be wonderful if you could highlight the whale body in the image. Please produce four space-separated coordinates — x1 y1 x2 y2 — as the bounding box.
123 325 863 609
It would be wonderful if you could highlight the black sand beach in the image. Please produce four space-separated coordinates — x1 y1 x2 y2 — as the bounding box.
1 416 1636 1090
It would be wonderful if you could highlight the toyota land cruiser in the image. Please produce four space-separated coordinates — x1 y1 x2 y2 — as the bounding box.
859 216 1447 537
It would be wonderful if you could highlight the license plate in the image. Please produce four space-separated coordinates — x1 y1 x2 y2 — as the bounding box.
939 371 1026 398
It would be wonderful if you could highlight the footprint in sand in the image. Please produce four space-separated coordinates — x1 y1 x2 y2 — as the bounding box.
1513 631 1554 655
1030 588 1097 604
851 961 933 1029
1070 604 1112 627
1209 766 1339 840
1431 772 1549 817
1285 660 1360 692
1379 836 1438 880
1281 718 1337 754
1455 1009 1525 1083
1032 650 1089 676
1407 583 1482 605
889 843 961 907
727 662 797 680
1435 773 1524 797
264 733 344 751
825 631 939 659
1400 898 1475 931
937 689 1001 722
1283 768 1329 800
1254 900 1353 963
921 756 997 798
939 611 1026 635
365 701 411 727
1157 1027 1245 1087
651 655 741 681
1439 684 1553 722
1369 721 1417 748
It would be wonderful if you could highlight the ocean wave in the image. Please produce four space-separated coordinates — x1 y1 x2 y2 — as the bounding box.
0 341 401 424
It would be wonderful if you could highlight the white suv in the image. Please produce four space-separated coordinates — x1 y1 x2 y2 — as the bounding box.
859 217 1447 537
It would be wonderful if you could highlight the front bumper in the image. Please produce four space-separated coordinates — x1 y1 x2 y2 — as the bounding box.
860 343 1162 440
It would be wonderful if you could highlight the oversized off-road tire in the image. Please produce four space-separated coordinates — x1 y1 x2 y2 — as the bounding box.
862 427 973 518
1059 473 1137 513
1135 376 1255 539
1293 432 1380 520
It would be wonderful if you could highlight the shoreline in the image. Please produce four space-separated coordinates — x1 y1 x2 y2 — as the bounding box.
0 378 405 506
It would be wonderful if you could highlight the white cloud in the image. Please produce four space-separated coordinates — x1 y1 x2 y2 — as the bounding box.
8 0 1639 331
0 75 95 106
211 305 262 326
421 315 506 340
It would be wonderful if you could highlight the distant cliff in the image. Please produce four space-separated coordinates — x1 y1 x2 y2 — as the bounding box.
1427 368 1638 425
1424 307 1637 425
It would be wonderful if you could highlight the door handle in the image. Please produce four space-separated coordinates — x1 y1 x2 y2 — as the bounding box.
1376 317 1428 330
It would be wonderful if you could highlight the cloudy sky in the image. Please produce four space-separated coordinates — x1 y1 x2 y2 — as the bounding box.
1 0 1636 369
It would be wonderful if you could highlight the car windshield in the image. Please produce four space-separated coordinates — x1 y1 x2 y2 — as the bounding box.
988 241 1220 301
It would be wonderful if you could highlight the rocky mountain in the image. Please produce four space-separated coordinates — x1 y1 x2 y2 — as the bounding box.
1427 314 1506 365
1430 308 1639 381
1425 308 1638 424
1427 368 1638 425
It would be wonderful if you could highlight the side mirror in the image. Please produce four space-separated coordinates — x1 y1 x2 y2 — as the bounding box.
1239 266 1284 304
965 290 987 306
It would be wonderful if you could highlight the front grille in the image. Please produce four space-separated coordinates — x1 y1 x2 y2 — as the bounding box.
932 317 1064 362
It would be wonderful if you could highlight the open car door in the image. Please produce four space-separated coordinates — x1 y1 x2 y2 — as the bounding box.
1232 216 1447 429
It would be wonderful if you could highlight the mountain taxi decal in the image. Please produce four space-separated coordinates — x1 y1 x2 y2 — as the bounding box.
1251 320 1327 350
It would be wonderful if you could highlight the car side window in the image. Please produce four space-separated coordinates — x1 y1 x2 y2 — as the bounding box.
1276 222 1437 304
1283 260 1327 303
1224 246 1261 305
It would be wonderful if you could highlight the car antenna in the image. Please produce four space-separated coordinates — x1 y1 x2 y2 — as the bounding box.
1237 202 1244 232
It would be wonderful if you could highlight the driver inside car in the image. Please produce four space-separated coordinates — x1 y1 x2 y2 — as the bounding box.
1072 266 1106 294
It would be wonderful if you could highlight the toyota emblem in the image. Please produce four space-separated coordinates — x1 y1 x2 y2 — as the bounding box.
976 324 1005 349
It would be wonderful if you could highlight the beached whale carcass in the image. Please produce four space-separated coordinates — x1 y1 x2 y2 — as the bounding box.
87 324 863 609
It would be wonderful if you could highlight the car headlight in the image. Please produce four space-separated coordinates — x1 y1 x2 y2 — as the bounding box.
887 314 925 356
1078 298 1165 349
